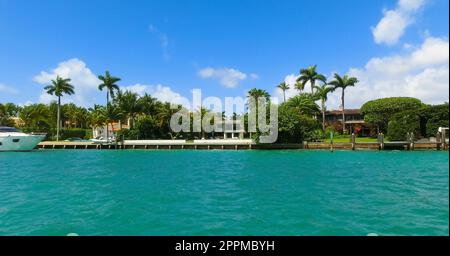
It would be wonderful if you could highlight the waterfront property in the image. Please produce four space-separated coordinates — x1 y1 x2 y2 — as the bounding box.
0 150 448 236
320 109 375 136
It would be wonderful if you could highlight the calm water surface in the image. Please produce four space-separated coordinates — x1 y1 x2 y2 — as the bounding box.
0 150 448 236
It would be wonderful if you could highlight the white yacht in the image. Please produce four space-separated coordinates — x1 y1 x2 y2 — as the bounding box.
0 126 46 151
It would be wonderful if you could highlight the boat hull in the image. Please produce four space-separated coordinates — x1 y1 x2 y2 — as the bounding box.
0 135 46 151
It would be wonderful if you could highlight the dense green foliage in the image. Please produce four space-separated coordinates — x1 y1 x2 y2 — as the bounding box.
60 128 91 140
361 97 424 132
276 103 321 143
3 64 448 144
387 110 421 141
419 103 449 137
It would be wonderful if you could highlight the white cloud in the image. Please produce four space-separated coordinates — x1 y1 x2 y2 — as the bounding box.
0 83 18 94
198 67 253 88
327 36 449 109
272 74 300 103
121 83 186 105
34 58 101 106
372 0 426 45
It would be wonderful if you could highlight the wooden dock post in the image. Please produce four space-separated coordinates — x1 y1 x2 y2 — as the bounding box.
436 132 441 150
378 133 384 150
351 133 356 150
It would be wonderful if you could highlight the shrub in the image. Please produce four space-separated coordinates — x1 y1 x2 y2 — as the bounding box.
419 103 449 137
387 111 420 141
277 105 321 143
60 128 90 140
361 97 423 132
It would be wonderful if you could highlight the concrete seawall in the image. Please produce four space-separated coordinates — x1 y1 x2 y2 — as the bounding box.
37 140 448 151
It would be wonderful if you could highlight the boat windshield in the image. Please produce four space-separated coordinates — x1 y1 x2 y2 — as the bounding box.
0 127 20 132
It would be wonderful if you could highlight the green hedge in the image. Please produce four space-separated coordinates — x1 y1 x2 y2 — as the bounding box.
387 111 421 141
419 104 449 137
60 129 91 140
361 97 423 132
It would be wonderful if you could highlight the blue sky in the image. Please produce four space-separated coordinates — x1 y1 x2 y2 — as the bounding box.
0 0 448 109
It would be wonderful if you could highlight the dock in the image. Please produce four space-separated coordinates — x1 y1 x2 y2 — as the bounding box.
37 140 448 151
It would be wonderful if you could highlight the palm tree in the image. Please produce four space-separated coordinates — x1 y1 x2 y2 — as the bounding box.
156 102 182 139
247 88 270 103
277 82 290 103
328 73 359 133
98 71 121 141
297 65 326 94
294 81 305 93
115 90 142 129
287 94 320 117
44 76 75 141
138 93 158 116
88 105 107 138
313 83 333 131
196 107 211 139
247 88 271 132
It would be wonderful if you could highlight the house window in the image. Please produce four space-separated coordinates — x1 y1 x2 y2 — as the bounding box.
12 139 20 143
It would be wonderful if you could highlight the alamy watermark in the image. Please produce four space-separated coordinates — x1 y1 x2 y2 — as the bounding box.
168 89 278 143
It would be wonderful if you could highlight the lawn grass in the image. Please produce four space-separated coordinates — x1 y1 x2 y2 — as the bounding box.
323 135 385 143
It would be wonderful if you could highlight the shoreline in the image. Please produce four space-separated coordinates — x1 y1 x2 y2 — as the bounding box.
36 141 449 151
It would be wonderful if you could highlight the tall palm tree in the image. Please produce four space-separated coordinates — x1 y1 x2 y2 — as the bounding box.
328 73 359 133
313 83 333 131
98 71 121 141
294 81 305 93
277 82 290 103
297 65 326 94
247 88 270 103
115 90 142 129
196 107 211 139
247 88 270 132
44 76 75 141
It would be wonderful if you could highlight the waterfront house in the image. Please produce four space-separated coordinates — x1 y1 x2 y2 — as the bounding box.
320 109 375 136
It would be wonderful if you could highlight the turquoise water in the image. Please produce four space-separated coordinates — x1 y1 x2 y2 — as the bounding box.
0 150 448 236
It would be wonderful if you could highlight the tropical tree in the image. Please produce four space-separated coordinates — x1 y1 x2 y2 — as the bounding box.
0 103 15 126
286 94 320 117
277 81 290 103
18 104 51 132
98 71 121 141
297 65 326 94
156 102 182 139
196 107 211 139
115 90 142 129
138 93 158 116
88 105 107 137
328 73 359 133
44 76 75 140
313 83 333 131
247 88 270 104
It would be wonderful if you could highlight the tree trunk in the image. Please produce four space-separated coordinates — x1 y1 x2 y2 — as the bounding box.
56 96 61 141
283 91 286 103
106 91 110 142
322 99 326 131
311 80 315 94
341 88 346 134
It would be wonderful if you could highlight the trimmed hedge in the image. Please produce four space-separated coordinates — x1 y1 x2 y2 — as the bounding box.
60 129 91 140
387 110 421 141
361 97 423 132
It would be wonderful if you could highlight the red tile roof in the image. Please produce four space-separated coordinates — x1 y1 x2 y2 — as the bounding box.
325 109 361 115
